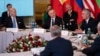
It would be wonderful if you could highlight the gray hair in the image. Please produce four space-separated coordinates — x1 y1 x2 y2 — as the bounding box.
50 25 61 37
82 9 91 16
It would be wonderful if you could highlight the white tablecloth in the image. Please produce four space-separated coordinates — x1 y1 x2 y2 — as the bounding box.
0 29 86 56
0 51 86 56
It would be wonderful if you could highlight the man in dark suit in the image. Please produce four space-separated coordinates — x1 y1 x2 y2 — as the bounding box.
40 25 73 56
80 9 97 34
81 22 100 56
43 9 62 29
63 5 78 31
4 8 25 29
96 13 100 25
1 4 12 24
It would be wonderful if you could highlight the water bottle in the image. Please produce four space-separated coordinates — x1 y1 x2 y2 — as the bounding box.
32 21 37 29
63 24 65 30
32 21 35 28
60 24 62 30
83 37 89 45
87 28 92 40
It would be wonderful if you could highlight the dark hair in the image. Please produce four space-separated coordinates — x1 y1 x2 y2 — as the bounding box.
47 4 51 7
6 4 12 7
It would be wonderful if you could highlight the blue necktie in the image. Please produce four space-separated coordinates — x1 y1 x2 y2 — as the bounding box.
12 18 17 28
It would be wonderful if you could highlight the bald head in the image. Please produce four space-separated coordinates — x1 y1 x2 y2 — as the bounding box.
48 9 56 18
66 4 72 11
9 8 16 17
50 25 61 37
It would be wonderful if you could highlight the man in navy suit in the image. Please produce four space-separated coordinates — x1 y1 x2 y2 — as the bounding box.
43 9 62 29
40 25 73 56
76 9 97 34
4 8 26 29
81 22 100 56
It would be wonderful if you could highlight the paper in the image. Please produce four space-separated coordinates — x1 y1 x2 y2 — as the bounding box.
31 47 45 55
61 30 69 36
33 28 46 33
6 28 18 32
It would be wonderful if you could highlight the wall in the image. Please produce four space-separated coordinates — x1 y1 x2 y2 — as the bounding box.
24 0 50 27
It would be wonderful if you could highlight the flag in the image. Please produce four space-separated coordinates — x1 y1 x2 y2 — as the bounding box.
73 0 83 24
92 0 100 18
50 0 71 18
50 0 63 18
82 0 95 18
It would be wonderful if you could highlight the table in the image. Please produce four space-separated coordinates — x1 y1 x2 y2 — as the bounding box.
0 51 86 56
0 29 87 56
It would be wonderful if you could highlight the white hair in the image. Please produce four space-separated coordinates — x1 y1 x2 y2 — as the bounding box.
97 22 100 28
50 25 61 37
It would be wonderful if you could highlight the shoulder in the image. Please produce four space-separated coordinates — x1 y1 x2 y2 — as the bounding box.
2 11 7 14
72 11 78 14
89 17 96 22
56 16 62 19
50 37 71 43
63 12 68 15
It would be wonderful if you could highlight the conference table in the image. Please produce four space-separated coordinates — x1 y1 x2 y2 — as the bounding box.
0 29 91 56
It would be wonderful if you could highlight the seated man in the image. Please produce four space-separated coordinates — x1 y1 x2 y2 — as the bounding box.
81 22 100 56
40 25 73 56
4 8 26 29
76 9 97 34
43 9 62 29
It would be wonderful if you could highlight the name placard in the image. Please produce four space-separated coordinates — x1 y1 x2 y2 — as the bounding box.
61 30 69 36
6 28 18 32
33 28 46 33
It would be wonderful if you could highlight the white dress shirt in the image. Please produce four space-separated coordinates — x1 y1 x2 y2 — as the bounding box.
50 17 55 27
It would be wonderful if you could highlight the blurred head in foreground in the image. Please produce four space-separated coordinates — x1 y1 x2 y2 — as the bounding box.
0 24 6 31
50 25 61 37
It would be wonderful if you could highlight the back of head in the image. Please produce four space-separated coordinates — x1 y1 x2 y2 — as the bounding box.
50 25 61 37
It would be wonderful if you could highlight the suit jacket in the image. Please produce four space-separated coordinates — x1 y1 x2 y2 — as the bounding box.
96 13 100 25
4 16 26 29
81 17 97 34
43 16 62 29
63 11 78 31
40 37 73 56
1 11 10 24
82 36 100 56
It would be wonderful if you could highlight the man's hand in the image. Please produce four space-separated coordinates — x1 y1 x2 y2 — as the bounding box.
70 19 74 21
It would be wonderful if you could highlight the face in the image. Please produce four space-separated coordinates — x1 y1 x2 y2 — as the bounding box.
66 5 72 11
9 8 16 17
7 5 12 11
48 10 56 18
47 6 52 11
82 10 89 20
